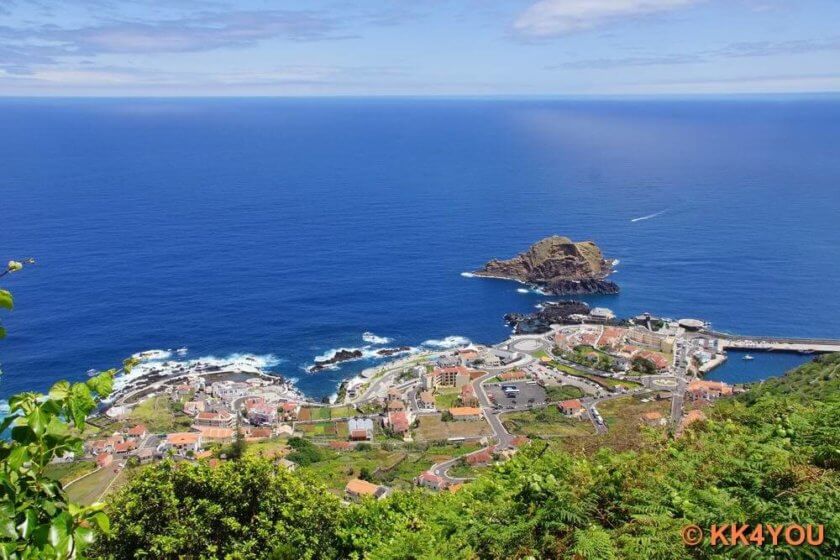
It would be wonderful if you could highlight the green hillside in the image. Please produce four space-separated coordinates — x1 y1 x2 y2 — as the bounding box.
91 355 840 559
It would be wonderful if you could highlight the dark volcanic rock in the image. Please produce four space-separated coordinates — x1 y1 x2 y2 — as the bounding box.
474 236 618 295
505 300 591 334
546 278 620 295
376 346 412 356
310 349 364 372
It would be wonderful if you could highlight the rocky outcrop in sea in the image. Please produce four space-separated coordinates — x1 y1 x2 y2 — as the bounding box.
474 236 618 295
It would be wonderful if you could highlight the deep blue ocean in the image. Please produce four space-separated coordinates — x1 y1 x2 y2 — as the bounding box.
2 97 839 401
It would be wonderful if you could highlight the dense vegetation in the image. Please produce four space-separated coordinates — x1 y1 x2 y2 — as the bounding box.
92 354 840 559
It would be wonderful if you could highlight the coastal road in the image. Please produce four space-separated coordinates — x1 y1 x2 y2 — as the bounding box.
473 370 515 449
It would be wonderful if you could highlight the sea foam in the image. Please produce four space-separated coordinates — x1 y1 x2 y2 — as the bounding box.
421 335 471 349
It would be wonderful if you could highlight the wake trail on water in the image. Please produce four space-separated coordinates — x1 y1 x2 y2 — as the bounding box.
631 209 669 222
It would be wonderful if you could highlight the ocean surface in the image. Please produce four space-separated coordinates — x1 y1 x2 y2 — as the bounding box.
2 97 839 401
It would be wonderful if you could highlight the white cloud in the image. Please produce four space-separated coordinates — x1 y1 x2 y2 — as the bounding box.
514 0 701 37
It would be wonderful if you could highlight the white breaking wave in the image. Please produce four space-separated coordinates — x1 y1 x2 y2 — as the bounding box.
309 344 415 372
631 209 668 222
132 349 172 361
517 288 530 294
421 336 471 349
362 331 392 345
113 351 285 391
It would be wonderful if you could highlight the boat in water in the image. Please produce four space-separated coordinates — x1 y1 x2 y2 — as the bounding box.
86 368 99 377
743 354 755 361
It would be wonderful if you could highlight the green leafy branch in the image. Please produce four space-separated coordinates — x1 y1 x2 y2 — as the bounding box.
0 258 135 559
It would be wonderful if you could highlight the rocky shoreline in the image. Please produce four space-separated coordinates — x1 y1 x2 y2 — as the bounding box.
505 300 592 334
308 346 413 372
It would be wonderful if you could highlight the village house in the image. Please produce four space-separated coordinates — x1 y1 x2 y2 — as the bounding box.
246 403 278 426
457 348 479 364
435 354 461 368
640 411 667 427
194 410 236 429
276 424 295 437
597 327 627 350
96 452 113 468
87 434 124 456
113 439 137 454
432 366 472 388
386 399 407 413
193 426 235 442
477 349 503 367
211 381 249 403
459 384 479 407
385 411 412 435
421 372 437 391
686 379 734 402
172 383 192 400
386 388 402 402
183 400 206 416
448 407 483 421
418 390 436 411
165 432 203 455
242 396 265 409
134 447 155 464
280 401 301 421
245 426 273 440
415 471 448 491
125 424 148 440
348 418 374 441
557 399 585 418
345 479 390 501
635 350 670 371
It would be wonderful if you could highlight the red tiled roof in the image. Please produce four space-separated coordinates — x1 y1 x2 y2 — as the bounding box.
345 479 380 496
127 424 147 436
558 399 583 410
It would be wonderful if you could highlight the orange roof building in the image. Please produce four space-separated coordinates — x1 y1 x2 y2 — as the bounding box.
345 479 389 501
448 407 482 421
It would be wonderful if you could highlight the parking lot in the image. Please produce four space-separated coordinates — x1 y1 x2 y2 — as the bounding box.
485 381 547 409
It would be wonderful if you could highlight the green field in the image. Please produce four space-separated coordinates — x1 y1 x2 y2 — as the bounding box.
44 460 97 485
434 388 460 410
557 395 672 456
66 466 121 505
299 406 332 421
544 385 585 402
548 362 640 390
299 442 480 492
125 396 193 433
329 405 357 418
502 406 595 438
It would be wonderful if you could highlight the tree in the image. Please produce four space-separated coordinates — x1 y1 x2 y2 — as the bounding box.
0 259 133 559
93 457 346 560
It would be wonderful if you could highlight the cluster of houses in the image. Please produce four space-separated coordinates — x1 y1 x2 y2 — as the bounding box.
84 375 307 467
85 424 152 469
175 377 302 447
554 325 675 373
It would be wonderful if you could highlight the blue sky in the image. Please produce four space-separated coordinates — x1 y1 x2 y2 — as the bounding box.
1 0 839 96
